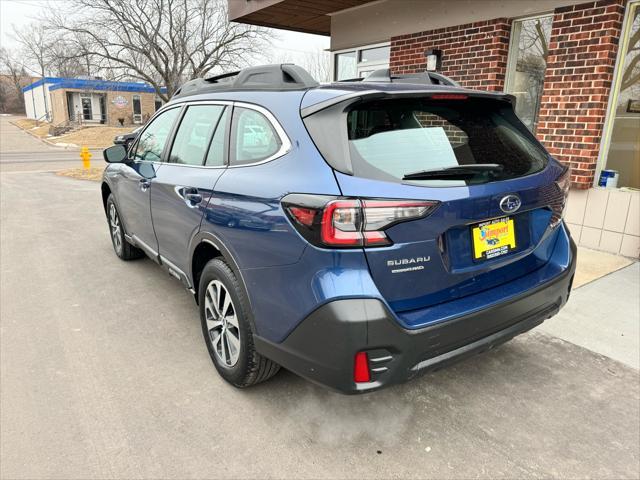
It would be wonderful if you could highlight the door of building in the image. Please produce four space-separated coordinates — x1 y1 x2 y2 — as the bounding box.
66 92 74 121
99 95 106 124
81 95 92 121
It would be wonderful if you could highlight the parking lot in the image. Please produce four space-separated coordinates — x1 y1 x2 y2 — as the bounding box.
1 116 639 479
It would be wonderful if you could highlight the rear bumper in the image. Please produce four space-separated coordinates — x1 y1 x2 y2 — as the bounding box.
255 236 576 394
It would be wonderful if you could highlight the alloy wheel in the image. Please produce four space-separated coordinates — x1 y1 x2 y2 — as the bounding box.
109 203 122 254
204 280 241 367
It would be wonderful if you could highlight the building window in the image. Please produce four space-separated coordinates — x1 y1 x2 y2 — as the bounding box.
359 45 390 64
155 96 163 112
599 1 640 189
333 43 390 81
335 51 357 80
505 15 553 132
132 95 142 124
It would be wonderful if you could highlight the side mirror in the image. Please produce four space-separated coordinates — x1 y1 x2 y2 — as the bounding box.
103 144 128 163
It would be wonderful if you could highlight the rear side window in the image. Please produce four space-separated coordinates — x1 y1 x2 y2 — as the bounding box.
343 97 548 186
133 108 180 162
230 107 281 166
169 105 225 166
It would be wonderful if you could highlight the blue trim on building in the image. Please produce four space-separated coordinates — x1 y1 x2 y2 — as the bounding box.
22 77 64 92
22 77 166 94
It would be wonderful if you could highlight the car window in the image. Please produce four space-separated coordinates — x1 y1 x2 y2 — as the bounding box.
205 107 229 167
133 108 180 162
230 107 281 166
346 98 548 186
169 105 225 166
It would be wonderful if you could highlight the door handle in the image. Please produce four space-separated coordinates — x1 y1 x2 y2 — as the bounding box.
183 187 203 206
139 179 150 192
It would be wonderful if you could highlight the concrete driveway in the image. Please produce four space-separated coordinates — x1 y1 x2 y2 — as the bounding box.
1 119 639 479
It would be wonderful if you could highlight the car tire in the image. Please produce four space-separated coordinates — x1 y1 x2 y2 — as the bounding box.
199 258 280 387
106 194 144 260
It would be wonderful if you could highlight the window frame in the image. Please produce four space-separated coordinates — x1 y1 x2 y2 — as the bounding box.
331 41 391 81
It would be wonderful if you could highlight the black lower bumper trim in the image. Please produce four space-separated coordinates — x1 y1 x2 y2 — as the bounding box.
255 239 577 394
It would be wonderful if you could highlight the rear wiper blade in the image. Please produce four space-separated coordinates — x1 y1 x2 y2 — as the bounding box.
402 164 504 181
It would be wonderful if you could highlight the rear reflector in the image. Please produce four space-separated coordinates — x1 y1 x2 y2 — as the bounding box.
354 351 371 383
288 206 316 227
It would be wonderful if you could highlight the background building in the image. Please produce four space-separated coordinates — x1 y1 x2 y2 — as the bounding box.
229 0 639 257
22 77 164 127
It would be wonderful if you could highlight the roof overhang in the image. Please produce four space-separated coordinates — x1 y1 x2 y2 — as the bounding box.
227 0 376 36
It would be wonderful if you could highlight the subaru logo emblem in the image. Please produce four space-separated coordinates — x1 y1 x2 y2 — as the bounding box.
500 194 521 214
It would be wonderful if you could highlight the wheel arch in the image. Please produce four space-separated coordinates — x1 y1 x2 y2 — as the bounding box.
101 181 111 215
189 232 254 323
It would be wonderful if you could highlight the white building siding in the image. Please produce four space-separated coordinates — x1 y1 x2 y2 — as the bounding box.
23 85 108 123
23 84 50 120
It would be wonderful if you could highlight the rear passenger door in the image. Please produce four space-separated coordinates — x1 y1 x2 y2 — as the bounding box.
150 102 230 285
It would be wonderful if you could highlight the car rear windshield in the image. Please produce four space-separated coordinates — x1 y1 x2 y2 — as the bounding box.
346 97 548 186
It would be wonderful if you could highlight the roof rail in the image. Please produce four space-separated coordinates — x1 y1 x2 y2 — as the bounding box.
340 68 461 87
173 64 319 99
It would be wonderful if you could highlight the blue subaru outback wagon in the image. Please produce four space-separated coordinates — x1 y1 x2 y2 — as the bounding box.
101 64 576 393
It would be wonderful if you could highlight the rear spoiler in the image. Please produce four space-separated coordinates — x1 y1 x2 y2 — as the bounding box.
301 89 516 118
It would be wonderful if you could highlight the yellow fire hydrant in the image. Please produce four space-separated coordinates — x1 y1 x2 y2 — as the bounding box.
80 146 92 170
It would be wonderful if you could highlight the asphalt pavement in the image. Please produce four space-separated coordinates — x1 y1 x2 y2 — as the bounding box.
1 116 639 479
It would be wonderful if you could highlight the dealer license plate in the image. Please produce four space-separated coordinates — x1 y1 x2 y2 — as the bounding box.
471 217 517 261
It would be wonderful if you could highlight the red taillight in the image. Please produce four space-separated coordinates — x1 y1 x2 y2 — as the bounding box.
283 195 439 248
354 352 370 383
320 199 437 247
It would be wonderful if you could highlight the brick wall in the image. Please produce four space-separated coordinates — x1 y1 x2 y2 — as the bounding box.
106 91 157 126
536 0 625 189
389 18 512 91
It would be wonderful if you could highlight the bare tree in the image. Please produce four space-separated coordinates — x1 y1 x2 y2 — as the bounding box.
46 36 89 78
0 47 29 113
12 23 53 78
301 50 330 83
269 48 330 83
46 0 272 101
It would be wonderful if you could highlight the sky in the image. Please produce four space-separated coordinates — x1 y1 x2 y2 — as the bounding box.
0 0 330 64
